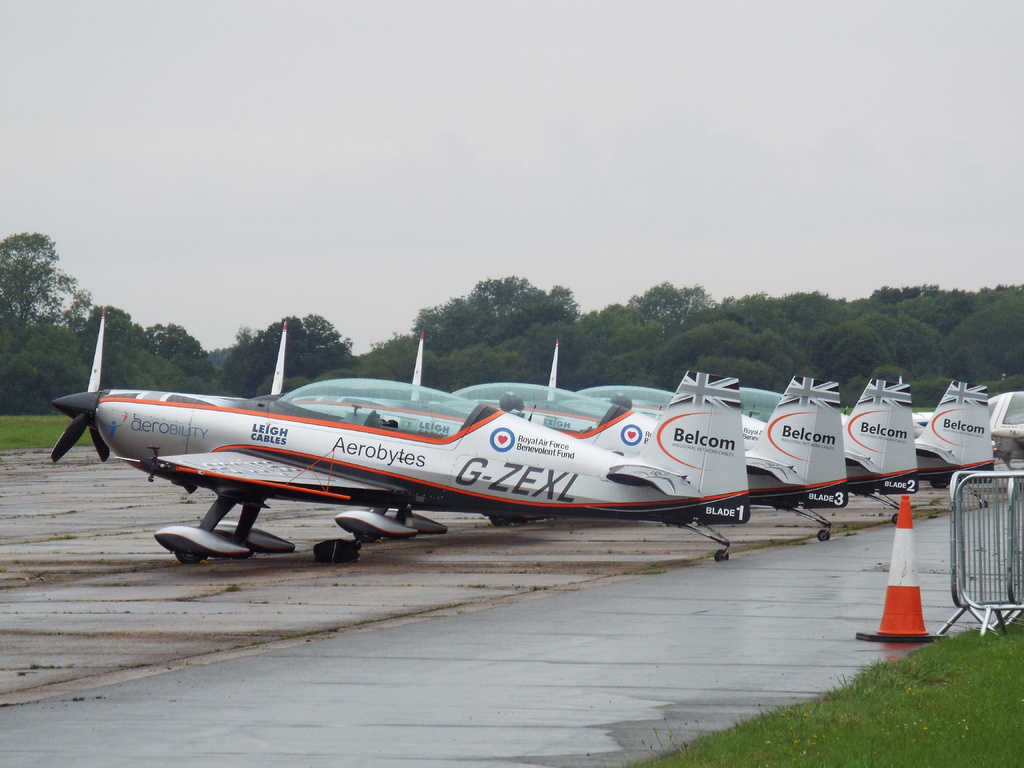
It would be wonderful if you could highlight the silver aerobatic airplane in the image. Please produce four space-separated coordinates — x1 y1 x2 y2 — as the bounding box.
51 315 752 563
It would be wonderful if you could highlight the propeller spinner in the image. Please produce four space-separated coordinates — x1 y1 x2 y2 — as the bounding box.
51 391 109 462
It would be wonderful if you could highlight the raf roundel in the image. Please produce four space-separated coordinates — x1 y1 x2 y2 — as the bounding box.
490 427 516 453
620 423 644 447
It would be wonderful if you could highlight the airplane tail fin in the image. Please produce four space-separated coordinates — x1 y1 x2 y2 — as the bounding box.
916 381 993 484
746 376 847 508
844 379 918 495
609 371 749 521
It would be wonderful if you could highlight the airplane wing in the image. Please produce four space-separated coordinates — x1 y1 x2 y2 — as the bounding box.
133 451 409 505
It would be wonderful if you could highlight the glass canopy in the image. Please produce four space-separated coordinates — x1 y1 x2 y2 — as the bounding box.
276 378 483 438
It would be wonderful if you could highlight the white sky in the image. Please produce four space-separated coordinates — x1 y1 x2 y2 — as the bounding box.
2 1 1022 352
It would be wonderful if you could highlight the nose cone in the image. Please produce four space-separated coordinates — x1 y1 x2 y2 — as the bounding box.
52 391 101 418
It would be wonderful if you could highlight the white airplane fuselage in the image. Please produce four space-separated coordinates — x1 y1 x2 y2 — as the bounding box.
94 389 747 524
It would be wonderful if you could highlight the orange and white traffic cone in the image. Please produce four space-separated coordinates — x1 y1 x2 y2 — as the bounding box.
857 495 935 643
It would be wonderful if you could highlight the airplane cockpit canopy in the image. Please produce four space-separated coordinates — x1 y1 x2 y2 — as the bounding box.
454 382 620 433
738 388 784 421
275 378 482 438
577 385 670 417
992 391 1024 427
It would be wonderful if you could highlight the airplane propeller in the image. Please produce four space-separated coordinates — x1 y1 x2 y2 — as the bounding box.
51 306 110 463
51 391 109 462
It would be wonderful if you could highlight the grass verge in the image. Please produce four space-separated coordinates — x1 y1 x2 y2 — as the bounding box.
636 626 1024 767
0 415 79 451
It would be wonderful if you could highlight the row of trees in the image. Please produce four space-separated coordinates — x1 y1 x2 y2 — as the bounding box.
2 232 1023 414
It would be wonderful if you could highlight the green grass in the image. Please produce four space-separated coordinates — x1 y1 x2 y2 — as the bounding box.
0 414 81 451
636 627 1024 767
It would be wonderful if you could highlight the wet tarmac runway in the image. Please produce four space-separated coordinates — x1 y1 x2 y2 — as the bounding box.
1 448 957 766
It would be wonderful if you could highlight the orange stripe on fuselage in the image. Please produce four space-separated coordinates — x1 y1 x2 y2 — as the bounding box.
100 395 503 445
215 444 745 514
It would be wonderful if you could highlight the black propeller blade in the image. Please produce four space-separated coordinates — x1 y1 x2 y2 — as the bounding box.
51 412 90 462
50 391 108 463
90 427 110 462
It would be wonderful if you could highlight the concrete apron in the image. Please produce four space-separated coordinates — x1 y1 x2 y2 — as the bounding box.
0 495 953 768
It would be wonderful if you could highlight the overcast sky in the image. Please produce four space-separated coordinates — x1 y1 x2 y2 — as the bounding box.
2 2 1021 352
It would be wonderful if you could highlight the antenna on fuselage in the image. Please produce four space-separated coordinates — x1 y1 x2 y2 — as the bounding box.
270 321 288 396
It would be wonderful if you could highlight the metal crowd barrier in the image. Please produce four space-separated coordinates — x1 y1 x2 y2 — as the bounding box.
939 471 1024 635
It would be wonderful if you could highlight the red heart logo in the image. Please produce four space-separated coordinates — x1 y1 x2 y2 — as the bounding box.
497 435 508 446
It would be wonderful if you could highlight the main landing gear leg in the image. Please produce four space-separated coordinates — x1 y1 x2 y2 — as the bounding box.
233 503 262 545
199 496 237 532
394 504 410 525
